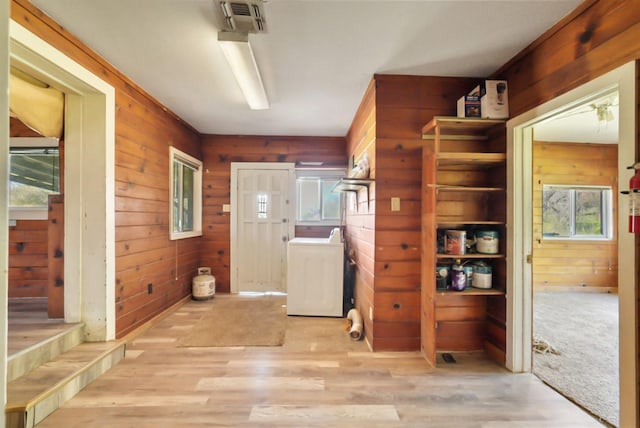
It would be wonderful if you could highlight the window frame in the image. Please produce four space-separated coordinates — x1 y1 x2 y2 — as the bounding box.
9 137 60 220
541 184 613 241
169 146 203 240
295 168 345 226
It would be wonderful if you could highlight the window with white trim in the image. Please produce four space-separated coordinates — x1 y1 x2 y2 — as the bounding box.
9 137 60 220
296 169 345 225
542 185 613 240
170 147 202 240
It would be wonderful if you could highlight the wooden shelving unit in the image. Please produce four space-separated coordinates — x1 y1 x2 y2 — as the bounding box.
420 116 507 367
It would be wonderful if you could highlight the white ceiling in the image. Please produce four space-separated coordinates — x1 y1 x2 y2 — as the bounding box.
28 0 584 137
533 91 619 144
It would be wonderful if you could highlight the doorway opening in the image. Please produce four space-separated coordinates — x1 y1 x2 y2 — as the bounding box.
8 21 116 344
507 61 636 426
529 90 620 426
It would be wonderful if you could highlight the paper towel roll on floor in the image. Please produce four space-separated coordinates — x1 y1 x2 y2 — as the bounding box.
347 308 364 341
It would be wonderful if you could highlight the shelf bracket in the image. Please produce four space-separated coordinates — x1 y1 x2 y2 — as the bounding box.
331 178 373 213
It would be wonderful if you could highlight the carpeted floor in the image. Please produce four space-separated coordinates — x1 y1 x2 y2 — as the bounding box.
533 291 619 427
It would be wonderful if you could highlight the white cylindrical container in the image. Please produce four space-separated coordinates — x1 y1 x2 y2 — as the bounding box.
476 230 499 254
192 267 215 300
472 262 492 289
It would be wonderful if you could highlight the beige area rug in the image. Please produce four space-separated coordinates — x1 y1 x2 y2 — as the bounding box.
178 295 287 347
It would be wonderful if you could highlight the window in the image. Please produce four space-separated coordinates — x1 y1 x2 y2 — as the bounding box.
170 147 202 240
9 137 60 220
542 185 612 239
257 193 268 219
296 169 345 225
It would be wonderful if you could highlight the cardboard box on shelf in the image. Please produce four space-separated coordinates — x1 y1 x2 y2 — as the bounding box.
457 95 481 118
477 80 508 119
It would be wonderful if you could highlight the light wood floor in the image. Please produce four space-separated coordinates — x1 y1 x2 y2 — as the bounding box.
36 295 604 427
7 298 78 356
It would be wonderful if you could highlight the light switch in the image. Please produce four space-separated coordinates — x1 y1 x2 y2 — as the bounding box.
391 197 401 212
222 204 231 212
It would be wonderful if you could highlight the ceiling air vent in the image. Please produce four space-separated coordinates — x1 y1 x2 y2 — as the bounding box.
214 0 267 33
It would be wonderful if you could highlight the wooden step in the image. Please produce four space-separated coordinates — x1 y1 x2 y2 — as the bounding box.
5 340 126 428
7 323 84 382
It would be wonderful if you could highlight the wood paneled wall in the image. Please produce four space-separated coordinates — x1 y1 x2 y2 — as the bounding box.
8 220 48 298
12 0 202 338
373 75 481 351
345 79 377 347
495 0 640 119
532 141 618 292
345 75 480 351
199 135 347 294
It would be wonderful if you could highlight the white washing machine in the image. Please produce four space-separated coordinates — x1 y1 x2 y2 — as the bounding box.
286 232 344 317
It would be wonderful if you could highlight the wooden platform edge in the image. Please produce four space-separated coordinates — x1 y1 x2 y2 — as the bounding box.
5 341 126 412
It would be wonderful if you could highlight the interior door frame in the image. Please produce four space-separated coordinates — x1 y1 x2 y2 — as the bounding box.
9 21 116 341
507 61 636 425
230 162 296 293
1 0 10 413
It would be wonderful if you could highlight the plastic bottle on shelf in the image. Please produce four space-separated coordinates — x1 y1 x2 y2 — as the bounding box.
450 259 467 291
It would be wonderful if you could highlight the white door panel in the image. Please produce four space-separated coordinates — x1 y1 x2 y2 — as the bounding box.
235 166 292 292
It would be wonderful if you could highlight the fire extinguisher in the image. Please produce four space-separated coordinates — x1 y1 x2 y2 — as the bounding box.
628 163 640 233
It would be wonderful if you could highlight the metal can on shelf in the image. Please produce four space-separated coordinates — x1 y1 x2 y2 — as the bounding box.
472 261 492 289
463 265 474 287
445 230 466 255
476 230 499 254
436 265 449 290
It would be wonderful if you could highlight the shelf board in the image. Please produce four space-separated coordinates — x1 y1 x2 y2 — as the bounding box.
422 116 506 140
331 178 373 192
437 220 505 226
429 184 505 192
331 178 373 212
435 288 505 297
436 253 505 259
437 152 506 167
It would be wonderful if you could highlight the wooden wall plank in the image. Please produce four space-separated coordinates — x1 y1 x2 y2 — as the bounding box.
47 195 64 318
436 321 486 351
8 220 48 298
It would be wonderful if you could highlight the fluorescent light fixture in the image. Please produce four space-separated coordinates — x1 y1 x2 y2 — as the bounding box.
218 31 269 110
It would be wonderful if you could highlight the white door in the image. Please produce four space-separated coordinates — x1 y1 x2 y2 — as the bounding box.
232 164 294 292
